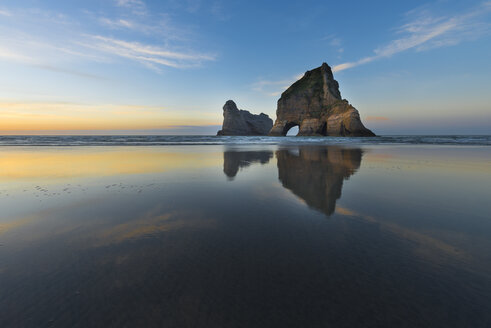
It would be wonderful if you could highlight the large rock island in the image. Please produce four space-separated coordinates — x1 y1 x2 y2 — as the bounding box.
217 100 273 136
269 63 375 136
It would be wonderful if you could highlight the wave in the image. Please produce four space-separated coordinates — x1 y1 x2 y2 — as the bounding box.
0 135 489 146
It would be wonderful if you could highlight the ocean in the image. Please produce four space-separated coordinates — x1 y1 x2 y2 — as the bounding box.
0 134 489 146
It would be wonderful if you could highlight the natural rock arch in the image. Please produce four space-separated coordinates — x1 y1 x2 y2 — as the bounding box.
269 63 375 137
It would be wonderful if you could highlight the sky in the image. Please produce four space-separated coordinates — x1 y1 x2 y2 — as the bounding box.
0 0 490 135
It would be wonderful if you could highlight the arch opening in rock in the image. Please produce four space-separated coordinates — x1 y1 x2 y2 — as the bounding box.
285 124 299 136
282 122 299 136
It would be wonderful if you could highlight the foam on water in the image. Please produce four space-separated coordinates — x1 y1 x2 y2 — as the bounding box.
0 135 489 146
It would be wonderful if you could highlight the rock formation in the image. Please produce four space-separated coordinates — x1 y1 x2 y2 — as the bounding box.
276 146 363 216
217 100 273 136
269 63 375 136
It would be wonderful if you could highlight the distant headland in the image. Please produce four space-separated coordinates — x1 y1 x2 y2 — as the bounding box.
217 63 375 137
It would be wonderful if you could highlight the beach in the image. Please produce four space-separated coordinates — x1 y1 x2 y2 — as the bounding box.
0 138 490 327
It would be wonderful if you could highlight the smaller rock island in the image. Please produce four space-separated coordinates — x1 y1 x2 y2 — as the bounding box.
217 100 273 136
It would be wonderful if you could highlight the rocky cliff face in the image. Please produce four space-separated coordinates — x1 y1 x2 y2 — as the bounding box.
217 100 273 136
269 63 375 137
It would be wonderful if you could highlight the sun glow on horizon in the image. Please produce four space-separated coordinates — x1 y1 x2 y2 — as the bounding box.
0 101 221 134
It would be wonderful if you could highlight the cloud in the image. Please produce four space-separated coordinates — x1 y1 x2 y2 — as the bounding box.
0 46 32 62
0 44 104 79
86 5 191 41
0 3 215 73
33 64 105 80
322 34 344 54
84 36 215 70
0 9 12 16
0 32 108 78
253 79 293 97
329 38 341 47
333 1 491 72
114 0 146 15
99 17 135 29
253 73 304 97
116 0 144 6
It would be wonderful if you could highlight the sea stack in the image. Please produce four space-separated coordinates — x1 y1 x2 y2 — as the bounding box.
217 100 273 136
269 63 375 136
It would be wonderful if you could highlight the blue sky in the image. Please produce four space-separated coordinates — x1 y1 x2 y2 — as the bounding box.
0 0 490 134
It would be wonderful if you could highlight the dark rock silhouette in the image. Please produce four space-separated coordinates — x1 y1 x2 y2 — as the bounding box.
222 145 362 216
223 150 273 179
276 146 363 216
269 63 375 136
217 100 273 136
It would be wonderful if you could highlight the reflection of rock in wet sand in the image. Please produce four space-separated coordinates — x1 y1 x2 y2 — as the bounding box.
223 151 273 178
276 146 363 216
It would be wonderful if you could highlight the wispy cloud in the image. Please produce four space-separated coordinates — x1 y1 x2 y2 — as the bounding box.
253 73 304 97
0 29 108 78
322 35 344 53
84 36 215 70
0 2 216 74
333 1 491 72
116 0 145 6
94 13 191 41
99 17 135 29
114 0 147 15
0 46 31 62
33 64 105 80
0 42 105 79
0 9 12 16
163 0 230 21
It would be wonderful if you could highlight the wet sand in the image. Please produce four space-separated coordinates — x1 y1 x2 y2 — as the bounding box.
0 145 490 327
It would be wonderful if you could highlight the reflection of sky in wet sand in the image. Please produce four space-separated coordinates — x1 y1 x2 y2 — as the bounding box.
0 145 490 327
335 206 468 265
0 146 221 181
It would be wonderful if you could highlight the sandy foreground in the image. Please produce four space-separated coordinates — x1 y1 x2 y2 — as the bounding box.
1 144 490 327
